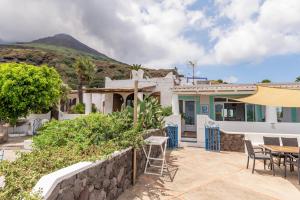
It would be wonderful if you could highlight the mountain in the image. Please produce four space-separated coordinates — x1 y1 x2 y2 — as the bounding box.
0 38 6 44
0 34 177 89
29 34 109 59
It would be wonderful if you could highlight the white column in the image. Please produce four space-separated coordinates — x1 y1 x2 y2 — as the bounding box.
265 106 277 123
138 92 143 101
172 93 179 115
84 93 92 114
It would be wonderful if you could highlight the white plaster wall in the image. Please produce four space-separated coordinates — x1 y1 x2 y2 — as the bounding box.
91 94 104 112
104 71 175 109
104 94 113 114
197 114 300 147
58 112 84 120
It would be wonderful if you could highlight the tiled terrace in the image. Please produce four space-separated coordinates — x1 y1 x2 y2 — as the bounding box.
118 147 300 200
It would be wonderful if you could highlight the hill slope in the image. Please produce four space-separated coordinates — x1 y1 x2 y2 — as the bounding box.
0 34 177 89
29 34 109 59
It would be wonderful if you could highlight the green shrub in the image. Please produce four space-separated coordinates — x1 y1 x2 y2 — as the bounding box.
0 63 62 125
161 106 172 116
33 113 131 149
0 99 164 199
69 103 85 114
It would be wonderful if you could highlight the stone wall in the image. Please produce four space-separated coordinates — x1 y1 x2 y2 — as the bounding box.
42 129 163 200
220 131 245 152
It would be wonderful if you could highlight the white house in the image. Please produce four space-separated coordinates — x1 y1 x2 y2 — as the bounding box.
83 69 178 114
168 82 300 147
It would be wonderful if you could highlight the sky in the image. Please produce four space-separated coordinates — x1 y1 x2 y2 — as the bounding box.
0 0 300 83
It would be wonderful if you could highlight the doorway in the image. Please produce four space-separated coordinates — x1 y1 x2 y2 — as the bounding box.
179 99 197 141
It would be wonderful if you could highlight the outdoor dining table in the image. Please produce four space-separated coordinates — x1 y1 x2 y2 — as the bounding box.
260 145 300 154
260 144 300 173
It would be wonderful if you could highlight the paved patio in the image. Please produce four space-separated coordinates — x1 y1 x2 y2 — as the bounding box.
118 147 300 200
0 136 31 161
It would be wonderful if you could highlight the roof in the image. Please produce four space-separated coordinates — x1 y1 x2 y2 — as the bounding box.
83 85 155 93
172 83 300 95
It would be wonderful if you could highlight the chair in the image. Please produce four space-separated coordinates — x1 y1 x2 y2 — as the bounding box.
263 136 280 146
281 137 298 147
245 140 275 175
284 149 300 184
282 137 299 172
263 136 284 166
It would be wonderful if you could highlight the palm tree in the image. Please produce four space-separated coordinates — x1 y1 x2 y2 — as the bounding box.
75 57 95 103
295 76 300 82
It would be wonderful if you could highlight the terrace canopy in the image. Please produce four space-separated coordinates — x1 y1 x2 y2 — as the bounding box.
236 86 300 107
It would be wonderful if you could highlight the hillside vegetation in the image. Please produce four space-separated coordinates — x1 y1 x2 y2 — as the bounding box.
0 34 177 89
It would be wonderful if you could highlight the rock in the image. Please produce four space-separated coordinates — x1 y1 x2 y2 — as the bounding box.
73 179 83 198
89 189 106 200
105 162 113 177
117 167 124 183
79 187 89 200
103 179 110 188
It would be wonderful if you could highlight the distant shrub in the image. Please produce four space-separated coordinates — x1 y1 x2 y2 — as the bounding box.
161 106 172 116
69 103 85 114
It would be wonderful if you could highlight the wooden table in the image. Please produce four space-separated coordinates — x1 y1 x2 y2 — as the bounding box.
260 145 300 154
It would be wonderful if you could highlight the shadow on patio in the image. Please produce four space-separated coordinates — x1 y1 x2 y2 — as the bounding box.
118 147 300 200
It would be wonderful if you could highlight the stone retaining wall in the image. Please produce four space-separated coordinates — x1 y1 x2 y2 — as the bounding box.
220 131 245 152
38 129 163 200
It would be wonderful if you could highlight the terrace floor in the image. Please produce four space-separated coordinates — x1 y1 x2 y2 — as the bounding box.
118 147 300 200
0 136 31 161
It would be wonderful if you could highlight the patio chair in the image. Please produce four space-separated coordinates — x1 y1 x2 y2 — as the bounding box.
284 149 300 184
263 136 284 166
281 137 298 147
245 140 275 175
281 137 299 172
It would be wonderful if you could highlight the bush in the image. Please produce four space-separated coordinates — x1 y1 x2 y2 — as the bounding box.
0 63 62 125
0 98 165 199
161 106 172 116
69 103 85 114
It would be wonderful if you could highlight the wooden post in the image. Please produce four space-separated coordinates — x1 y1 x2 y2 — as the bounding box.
133 80 138 185
133 80 138 125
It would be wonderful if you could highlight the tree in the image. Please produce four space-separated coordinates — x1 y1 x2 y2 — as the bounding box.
0 63 62 124
75 57 95 103
261 79 271 83
295 76 300 82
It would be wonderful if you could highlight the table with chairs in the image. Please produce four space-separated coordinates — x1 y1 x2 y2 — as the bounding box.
245 136 300 184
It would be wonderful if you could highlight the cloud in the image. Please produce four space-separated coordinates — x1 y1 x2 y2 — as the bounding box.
0 0 207 68
224 75 238 83
0 0 300 68
209 0 300 65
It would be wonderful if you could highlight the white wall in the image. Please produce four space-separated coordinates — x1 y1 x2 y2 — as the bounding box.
58 112 83 120
104 94 113 114
197 114 300 147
